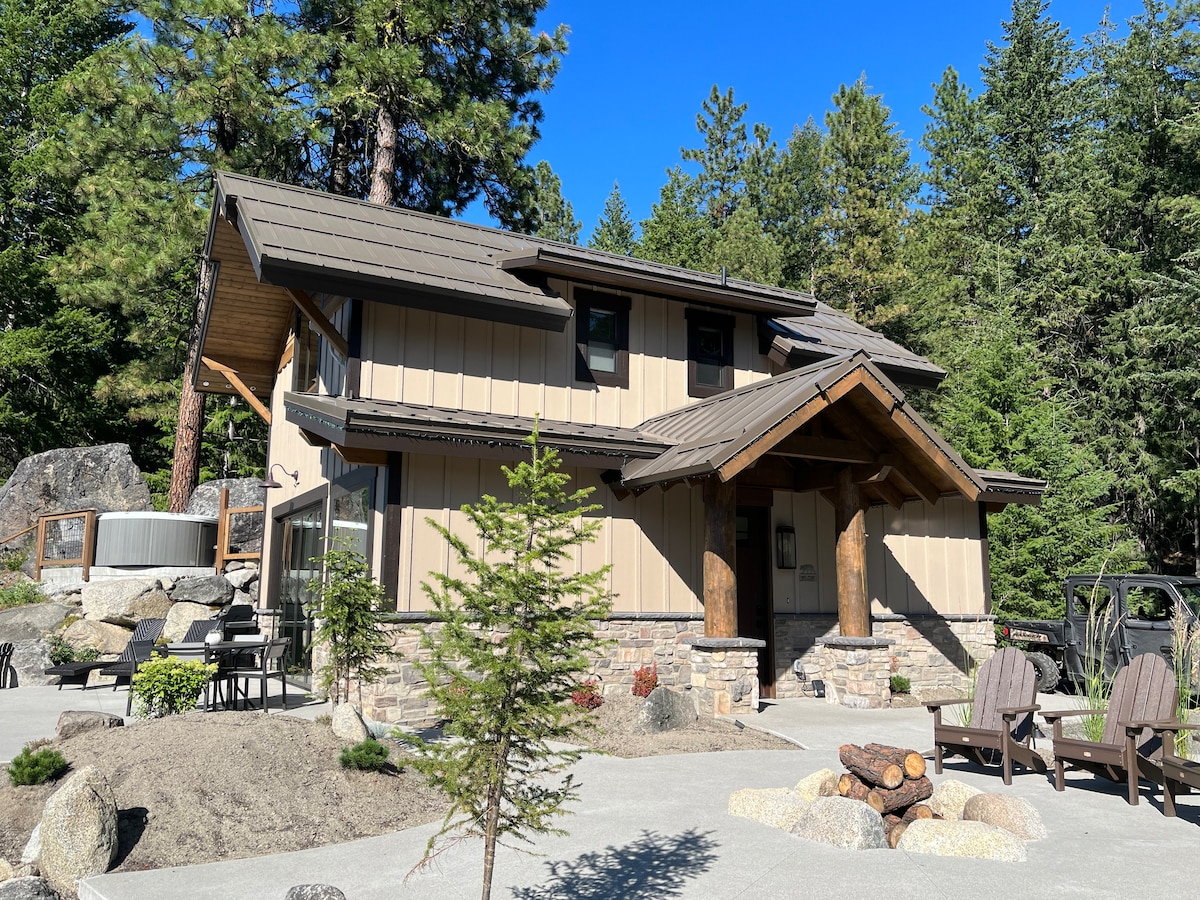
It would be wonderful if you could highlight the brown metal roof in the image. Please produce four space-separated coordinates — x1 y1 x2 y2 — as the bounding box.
769 304 947 388
283 393 669 462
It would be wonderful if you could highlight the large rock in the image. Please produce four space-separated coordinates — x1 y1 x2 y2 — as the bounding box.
55 712 124 743
9 640 54 687
728 788 810 831
162 601 220 643
0 445 151 557
634 686 697 734
0 877 61 900
168 576 234 608
186 479 266 553
331 704 370 744
284 886 347 900
224 566 258 592
927 778 983 820
38 766 119 896
0 603 71 643
60 620 130 656
0 857 12 881
794 768 840 803
79 580 171 628
962 793 1047 840
791 796 887 850
896 819 1027 862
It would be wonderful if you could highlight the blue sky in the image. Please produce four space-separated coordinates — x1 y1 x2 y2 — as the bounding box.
501 1 1147 243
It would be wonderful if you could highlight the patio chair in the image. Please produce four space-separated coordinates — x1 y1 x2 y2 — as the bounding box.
226 637 290 713
46 616 166 690
218 604 259 638
1146 721 1200 817
179 618 220 644
1042 652 1177 805
925 646 1046 785
0 642 14 688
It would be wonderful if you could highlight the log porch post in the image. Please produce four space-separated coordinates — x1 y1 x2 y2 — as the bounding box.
702 476 737 638
834 466 871 637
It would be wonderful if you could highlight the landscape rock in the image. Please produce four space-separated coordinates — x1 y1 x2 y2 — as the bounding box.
962 793 1047 840
791 795 887 850
0 877 61 900
896 819 1027 862
284 886 347 900
634 686 697 734
60 620 130 656
927 778 983 820
9 640 54 687
55 711 124 743
0 445 151 558
186 479 266 552
224 567 259 591
168 576 234 608
0 857 12 881
0 603 70 643
80 579 170 628
38 766 119 896
20 827 39 866
793 768 839 802
331 704 370 744
162 601 221 643
728 788 810 831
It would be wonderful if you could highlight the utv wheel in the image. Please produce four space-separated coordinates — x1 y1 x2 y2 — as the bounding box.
1026 651 1060 692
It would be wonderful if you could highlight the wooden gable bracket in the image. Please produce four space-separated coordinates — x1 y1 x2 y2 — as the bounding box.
200 356 271 424
285 288 350 359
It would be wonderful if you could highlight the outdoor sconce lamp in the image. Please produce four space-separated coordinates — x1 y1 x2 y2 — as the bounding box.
260 463 300 490
775 524 796 569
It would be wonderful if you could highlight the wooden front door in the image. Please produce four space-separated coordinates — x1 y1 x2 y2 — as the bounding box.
736 505 775 698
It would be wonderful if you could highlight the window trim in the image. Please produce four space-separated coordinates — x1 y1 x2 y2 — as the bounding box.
686 308 735 398
574 289 631 388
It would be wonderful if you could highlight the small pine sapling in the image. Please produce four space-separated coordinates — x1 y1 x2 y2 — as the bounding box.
414 426 613 900
632 662 658 698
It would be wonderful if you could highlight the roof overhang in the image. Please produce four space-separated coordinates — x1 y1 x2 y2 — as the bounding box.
495 246 818 318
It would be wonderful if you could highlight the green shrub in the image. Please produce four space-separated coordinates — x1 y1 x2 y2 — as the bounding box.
130 657 217 718
7 747 69 786
47 636 101 666
632 663 658 698
0 582 43 610
339 738 390 771
3 550 28 572
570 680 604 710
889 675 911 694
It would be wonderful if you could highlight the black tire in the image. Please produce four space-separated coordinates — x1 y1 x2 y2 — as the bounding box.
1026 651 1060 692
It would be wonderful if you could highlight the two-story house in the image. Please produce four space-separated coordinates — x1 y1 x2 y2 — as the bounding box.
194 171 1044 721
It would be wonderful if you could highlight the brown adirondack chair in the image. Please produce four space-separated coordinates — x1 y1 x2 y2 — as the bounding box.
925 646 1045 785
1042 652 1177 805
1148 721 1200 816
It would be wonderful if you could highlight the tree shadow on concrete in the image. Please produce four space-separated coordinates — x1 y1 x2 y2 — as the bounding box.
511 828 719 900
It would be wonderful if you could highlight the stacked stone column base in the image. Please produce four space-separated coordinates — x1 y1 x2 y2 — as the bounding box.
686 637 766 717
819 636 895 709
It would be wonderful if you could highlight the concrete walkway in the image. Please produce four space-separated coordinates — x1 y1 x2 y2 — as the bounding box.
9 692 1180 900
5 684 1198 898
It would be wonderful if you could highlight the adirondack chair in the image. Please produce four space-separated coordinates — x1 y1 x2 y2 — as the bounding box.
1147 721 1200 817
925 646 1045 785
1041 652 1177 805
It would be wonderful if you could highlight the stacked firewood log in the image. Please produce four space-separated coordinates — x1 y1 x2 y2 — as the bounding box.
837 742 938 848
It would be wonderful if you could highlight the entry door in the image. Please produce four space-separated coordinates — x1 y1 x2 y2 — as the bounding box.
736 505 775 698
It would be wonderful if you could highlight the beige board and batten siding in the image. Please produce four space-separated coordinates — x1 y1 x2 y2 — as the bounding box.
396 452 705 614
358 281 773 430
771 493 987 618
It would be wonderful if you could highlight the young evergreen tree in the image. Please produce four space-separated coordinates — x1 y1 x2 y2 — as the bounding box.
638 167 713 269
587 182 637 255
758 121 825 293
529 161 580 244
681 85 750 223
415 429 612 900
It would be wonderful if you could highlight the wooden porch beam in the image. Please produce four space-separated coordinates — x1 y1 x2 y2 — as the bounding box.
834 466 870 638
285 288 349 359
881 455 940 506
702 476 738 639
869 477 907 510
770 434 876 464
200 356 271 424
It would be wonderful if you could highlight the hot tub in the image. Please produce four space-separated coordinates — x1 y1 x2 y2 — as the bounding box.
94 512 218 567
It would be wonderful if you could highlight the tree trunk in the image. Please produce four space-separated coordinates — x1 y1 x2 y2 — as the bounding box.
887 821 906 848
862 742 927 779
167 258 215 513
839 743 904 789
901 803 933 823
874 776 934 814
369 101 397 206
836 773 885 813
834 467 869 637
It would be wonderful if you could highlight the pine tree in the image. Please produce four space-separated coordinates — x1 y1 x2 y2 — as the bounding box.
681 85 750 223
587 182 637 255
529 161 580 244
638 167 713 269
758 120 825 293
816 75 916 333
707 203 783 285
414 429 612 900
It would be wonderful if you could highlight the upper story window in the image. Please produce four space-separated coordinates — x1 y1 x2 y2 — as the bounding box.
686 309 735 397
292 310 321 394
575 289 630 388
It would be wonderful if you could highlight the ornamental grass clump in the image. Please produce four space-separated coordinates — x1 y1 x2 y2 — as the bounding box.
7 746 68 786
130 657 217 718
